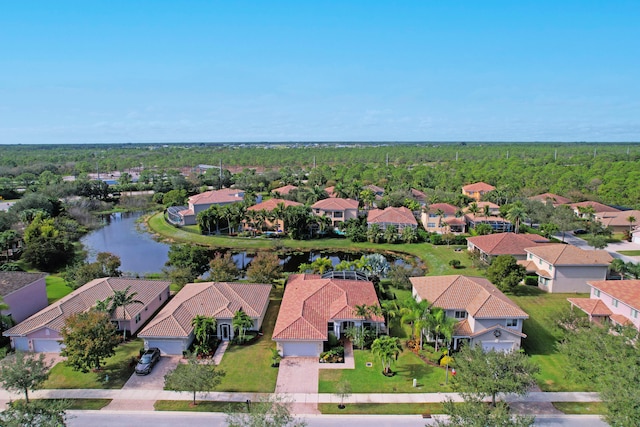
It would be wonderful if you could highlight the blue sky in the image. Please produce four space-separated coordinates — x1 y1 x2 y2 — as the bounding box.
1 1 639 144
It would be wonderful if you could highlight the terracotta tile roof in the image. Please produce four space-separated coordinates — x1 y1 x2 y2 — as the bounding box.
427 203 458 215
528 193 572 205
567 298 613 316
595 210 640 228
138 282 271 338
272 185 298 195
464 213 511 223
189 188 245 206
4 278 170 336
525 244 613 266
247 198 302 212
273 274 383 341
367 207 417 226
312 197 359 211
587 280 640 311
467 233 550 256
324 186 336 197
0 272 47 297
410 275 528 319
569 201 620 213
462 182 495 192
410 188 427 201
476 201 500 209
444 217 466 226
364 184 385 194
610 314 633 326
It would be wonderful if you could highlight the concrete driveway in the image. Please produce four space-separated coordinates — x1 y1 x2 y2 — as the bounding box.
122 355 182 390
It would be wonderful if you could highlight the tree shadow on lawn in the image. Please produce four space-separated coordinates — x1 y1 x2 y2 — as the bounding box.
100 358 136 388
509 285 546 297
521 317 558 356
393 362 433 387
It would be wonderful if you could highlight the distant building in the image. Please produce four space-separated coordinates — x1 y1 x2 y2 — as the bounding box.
311 198 359 228
462 182 495 201
167 188 256 226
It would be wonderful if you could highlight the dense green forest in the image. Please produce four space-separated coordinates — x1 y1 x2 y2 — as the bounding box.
1 142 639 208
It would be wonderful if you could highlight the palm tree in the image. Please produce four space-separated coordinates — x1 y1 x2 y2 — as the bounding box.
506 204 527 234
367 223 382 243
468 202 480 217
94 297 112 312
428 307 457 352
191 315 217 352
371 335 401 376
361 189 376 209
383 224 398 244
610 258 628 279
109 286 143 341
482 205 491 221
401 226 418 244
627 215 637 234
232 310 253 343
0 230 19 262
435 209 445 230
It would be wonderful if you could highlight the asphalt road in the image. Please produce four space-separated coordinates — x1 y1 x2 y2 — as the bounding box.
66 410 610 427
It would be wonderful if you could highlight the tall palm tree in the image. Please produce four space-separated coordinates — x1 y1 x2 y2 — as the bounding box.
468 202 480 217
435 209 445 230
191 315 217 351
428 307 457 352
232 310 253 343
482 205 491 221
506 204 527 234
109 286 143 341
627 216 637 235
371 335 401 376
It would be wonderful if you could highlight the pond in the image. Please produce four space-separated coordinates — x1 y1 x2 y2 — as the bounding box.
81 211 411 276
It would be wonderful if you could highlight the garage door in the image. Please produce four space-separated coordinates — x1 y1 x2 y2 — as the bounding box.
33 339 62 353
482 341 514 353
282 342 319 357
145 339 188 355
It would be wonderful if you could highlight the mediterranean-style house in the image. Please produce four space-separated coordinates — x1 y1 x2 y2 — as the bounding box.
367 206 418 231
569 201 620 218
311 198 359 228
464 213 513 233
273 273 384 357
421 203 464 234
0 272 48 323
138 282 271 355
271 184 298 196
593 210 640 234
522 244 613 293
568 279 640 330
246 198 303 233
410 275 528 352
462 182 496 201
528 193 571 207
467 233 550 263
167 188 253 226
4 278 171 353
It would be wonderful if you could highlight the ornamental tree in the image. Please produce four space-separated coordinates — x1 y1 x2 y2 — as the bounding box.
0 351 50 403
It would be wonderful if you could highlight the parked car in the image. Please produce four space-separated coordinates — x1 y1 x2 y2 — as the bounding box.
135 347 161 375
574 229 588 235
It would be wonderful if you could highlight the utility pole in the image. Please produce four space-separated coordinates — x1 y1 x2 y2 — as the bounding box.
456 151 458 161
219 159 223 189
386 153 389 167
554 149 557 161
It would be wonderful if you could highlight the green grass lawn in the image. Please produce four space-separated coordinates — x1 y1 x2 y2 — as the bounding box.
552 401 606 415
510 287 592 392
319 402 445 415
319 349 452 393
46 275 73 304
43 339 143 389
38 399 113 410
214 290 282 392
618 250 640 256
155 400 245 412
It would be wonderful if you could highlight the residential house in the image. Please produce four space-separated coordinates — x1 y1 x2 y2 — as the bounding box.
568 280 640 330
246 198 303 233
528 193 571 207
273 273 384 357
464 213 513 233
311 198 359 228
421 203 465 234
523 244 613 293
410 188 428 205
364 184 385 197
593 210 640 234
473 201 501 216
0 272 48 323
569 201 620 218
467 233 550 263
168 188 253 226
4 278 171 353
271 185 298 196
138 282 271 355
462 182 496 201
410 275 528 352
367 206 418 232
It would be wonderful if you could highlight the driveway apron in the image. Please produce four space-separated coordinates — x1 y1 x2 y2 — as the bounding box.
276 357 320 414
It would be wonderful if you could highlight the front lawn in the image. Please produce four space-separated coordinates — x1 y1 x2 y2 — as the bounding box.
510 287 592 392
38 399 113 410
46 275 73 304
43 339 142 389
319 402 445 415
617 250 640 256
155 400 244 412
552 402 606 415
318 349 452 393
214 291 281 392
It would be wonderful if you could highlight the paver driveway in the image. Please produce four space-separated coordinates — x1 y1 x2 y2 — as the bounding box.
122 355 182 390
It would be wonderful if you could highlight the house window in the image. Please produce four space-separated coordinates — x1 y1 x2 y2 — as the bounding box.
539 277 549 286
159 294 162 301
631 309 638 319
334 211 343 218
427 222 436 228
506 319 518 327
454 311 467 319
529 254 533 259
135 313 141 324
328 322 334 334
594 289 601 297
549 265 553 271
612 299 619 307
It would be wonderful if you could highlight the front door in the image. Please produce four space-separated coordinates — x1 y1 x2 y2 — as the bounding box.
221 324 230 341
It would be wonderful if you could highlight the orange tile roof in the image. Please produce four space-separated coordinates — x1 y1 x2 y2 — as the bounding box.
5 278 171 336
610 314 633 326
569 201 620 213
189 188 245 205
410 275 528 319
476 201 500 209
410 188 427 201
138 282 271 338
247 198 302 211
367 206 417 226
467 233 550 256
567 298 613 316
462 182 495 192
427 203 458 215
525 244 612 265
273 274 383 341
528 193 572 205
587 280 640 311
272 185 298 195
312 197 359 211
595 210 640 228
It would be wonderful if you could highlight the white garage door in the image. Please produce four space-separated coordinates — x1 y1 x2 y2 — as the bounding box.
282 342 319 357
482 341 514 353
145 339 188 355
33 339 62 353
12 338 30 352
